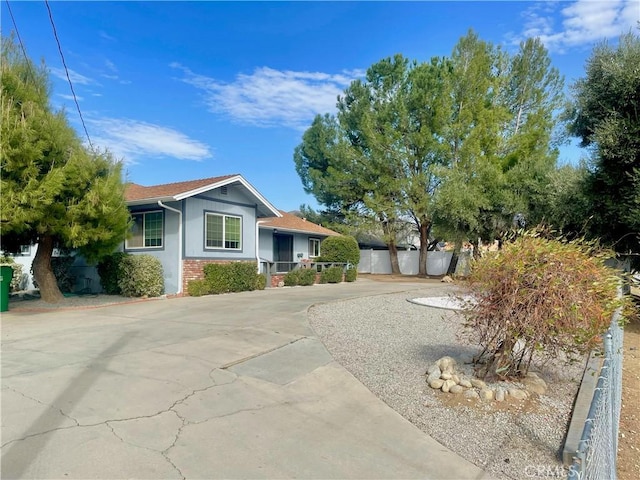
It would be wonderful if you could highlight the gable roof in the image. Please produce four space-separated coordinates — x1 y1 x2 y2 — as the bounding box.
125 174 281 218
259 211 339 237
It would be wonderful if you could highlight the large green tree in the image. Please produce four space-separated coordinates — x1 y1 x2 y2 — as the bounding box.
434 34 564 255
1 36 131 303
568 32 640 253
295 55 449 274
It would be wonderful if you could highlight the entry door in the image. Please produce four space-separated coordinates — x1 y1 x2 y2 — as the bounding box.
274 234 293 271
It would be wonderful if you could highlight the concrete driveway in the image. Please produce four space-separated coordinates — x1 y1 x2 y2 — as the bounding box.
1 279 489 479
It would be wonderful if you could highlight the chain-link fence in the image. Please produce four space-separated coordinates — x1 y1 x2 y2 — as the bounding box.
567 308 624 480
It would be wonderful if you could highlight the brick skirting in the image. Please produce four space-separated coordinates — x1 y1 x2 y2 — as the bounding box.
182 259 233 293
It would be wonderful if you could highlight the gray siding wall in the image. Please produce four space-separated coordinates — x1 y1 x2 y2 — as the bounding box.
184 195 256 260
258 230 326 262
125 202 181 295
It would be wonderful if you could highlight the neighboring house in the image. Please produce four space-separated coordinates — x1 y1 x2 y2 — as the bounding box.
124 174 339 294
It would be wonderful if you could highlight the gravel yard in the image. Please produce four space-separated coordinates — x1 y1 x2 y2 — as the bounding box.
308 286 585 480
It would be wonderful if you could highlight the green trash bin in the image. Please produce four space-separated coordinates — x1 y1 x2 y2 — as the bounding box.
0 265 14 312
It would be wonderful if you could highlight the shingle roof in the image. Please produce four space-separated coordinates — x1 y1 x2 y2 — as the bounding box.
125 174 239 202
260 211 339 237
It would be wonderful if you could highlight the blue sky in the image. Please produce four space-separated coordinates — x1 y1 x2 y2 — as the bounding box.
2 1 638 211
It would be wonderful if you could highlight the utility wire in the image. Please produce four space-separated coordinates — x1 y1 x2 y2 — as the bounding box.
4 0 31 64
44 0 94 150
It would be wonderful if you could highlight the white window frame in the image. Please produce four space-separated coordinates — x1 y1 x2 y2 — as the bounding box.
205 212 242 250
309 238 321 258
125 211 163 249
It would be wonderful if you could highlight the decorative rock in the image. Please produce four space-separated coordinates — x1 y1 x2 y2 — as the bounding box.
427 367 442 384
277 281 285 288
441 373 453 380
508 388 528 400
429 378 445 389
459 379 473 388
437 356 457 374
441 275 454 283
441 379 456 393
479 388 494 402
452 374 460 384
522 372 548 395
464 389 480 400
426 364 440 376
471 378 487 389
495 388 506 402
449 385 464 394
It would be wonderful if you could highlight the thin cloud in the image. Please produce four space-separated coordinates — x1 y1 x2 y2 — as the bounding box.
171 62 364 129
57 93 83 101
87 117 212 164
512 0 638 52
49 66 97 85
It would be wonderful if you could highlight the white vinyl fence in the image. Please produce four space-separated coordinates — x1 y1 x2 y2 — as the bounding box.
357 249 470 276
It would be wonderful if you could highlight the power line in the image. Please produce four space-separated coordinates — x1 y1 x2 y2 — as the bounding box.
44 0 94 150
4 0 30 64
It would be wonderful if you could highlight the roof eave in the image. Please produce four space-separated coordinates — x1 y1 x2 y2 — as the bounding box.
127 196 177 206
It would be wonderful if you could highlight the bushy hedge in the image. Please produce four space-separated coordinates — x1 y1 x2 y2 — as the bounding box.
187 279 209 297
320 265 343 284
319 235 360 265
255 273 267 290
463 231 625 380
284 268 316 286
0 256 24 292
345 266 358 282
118 254 165 297
97 252 129 294
203 262 261 294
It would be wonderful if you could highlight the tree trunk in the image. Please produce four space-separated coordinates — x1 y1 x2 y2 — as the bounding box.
447 238 463 275
387 240 401 275
417 221 430 276
33 235 64 303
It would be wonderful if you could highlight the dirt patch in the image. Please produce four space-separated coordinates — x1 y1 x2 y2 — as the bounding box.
618 311 640 480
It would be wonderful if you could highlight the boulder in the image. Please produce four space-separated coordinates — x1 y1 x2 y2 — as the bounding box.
522 372 547 395
437 356 457 374
508 388 528 400
429 378 445 389
449 385 464 394
479 388 494 402
464 389 480 400
441 379 456 393
441 373 453 380
427 367 442 384
459 379 473 388
426 363 440 376
470 378 487 389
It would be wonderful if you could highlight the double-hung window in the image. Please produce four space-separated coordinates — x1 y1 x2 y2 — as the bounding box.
126 211 163 248
205 213 242 250
309 238 320 258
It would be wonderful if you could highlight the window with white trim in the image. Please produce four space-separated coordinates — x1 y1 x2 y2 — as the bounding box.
309 238 320 258
205 213 242 250
126 211 163 248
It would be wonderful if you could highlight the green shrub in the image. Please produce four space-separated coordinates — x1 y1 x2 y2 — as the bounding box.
320 236 360 265
118 254 164 297
284 269 300 286
297 268 317 286
255 273 267 290
0 256 24 292
187 279 210 297
97 252 129 294
321 265 343 284
463 231 625 380
203 262 261 294
345 267 358 282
